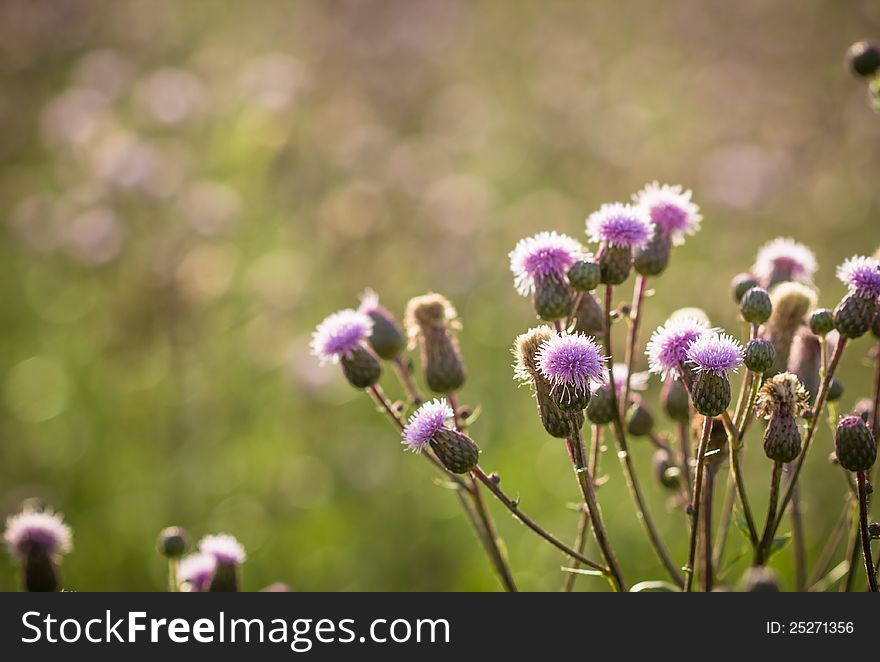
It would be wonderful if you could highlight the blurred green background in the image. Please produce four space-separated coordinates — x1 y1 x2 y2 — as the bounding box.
0 0 878 591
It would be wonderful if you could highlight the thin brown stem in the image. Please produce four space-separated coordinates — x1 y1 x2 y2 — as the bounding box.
677 421 692 490
392 356 423 405
684 415 712 592
702 467 716 591
842 506 861 592
604 285 683 587
622 275 647 416
470 467 608 573
468 475 518 592
567 418 626 592
755 461 783 566
562 509 591 592
856 472 879 592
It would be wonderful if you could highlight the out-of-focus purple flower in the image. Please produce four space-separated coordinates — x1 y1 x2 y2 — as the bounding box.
610 363 650 396
686 333 744 376
509 231 584 296
752 238 817 286
837 255 880 299
310 309 374 364
178 553 216 592
198 534 246 565
3 508 72 560
646 317 713 380
633 182 702 245
402 399 454 452
586 203 653 248
536 332 607 395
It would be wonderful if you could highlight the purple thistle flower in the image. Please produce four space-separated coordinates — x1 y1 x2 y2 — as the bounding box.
685 333 744 376
509 231 584 296
586 203 653 248
837 255 880 299
198 533 246 565
402 398 454 452
178 553 216 592
633 182 702 246
752 238 817 285
646 317 713 380
3 508 72 560
310 309 374 364
536 332 607 394
610 363 650 396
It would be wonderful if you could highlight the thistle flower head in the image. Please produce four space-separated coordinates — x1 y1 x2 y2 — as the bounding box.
646 316 713 380
178 553 216 592
766 282 818 332
756 372 809 418
586 203 653 248
513 326 554 385
3 508 73 560
310 309 373 365
836 256 880 299
536 332 607 394
509 232 584 296
752 238 817 286
685 333 744 376
404 293 459 342
198 533 246 565
633 182 702 246
402 398 454 452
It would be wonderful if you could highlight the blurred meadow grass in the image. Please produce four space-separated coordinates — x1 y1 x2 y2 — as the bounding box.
0 0 878 591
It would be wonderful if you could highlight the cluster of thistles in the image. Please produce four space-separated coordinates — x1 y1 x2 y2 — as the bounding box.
310 178 880 593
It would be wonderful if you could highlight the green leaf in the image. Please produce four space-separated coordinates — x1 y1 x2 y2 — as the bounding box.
629 580 680 593
766 533 792 560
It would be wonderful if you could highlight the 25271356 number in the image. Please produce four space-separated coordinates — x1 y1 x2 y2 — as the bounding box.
788 622 854 634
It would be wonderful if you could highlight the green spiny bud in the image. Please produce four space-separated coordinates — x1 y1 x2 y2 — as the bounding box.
626 398 654 436
740 287 772 324
809 308 835 336
661 378 690 423
652 448 680 490
567 259 601 292
537 385 585 438
405 294 466 394
834 293 877 339
572 292 605 337
763 412 802 463
691 372 731 417
598 244 632 285
634 230 672 276
430 428 480 474
157 527 188 559
834 415 877 473
587 384 616 425
846 40 880 78
743 338 775 374
827 378 844 402
533 272 574 321
731 273 759 303
340 345 382 389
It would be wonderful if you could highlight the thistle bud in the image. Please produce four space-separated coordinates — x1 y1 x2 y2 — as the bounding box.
587 384 616 425
846 40 880 78
533 272 574 321
157 526 189 559
200 534 246 593
809 308 834 336
827 378 844 403
340 345 382 389
514 327 584 438
741 566 780 592
568 259 601 292
834 293 877 339
834 415 877 473
626 398 654 436
597 244 632 285
786 328 820 404
743 338 776 374
661 377 691 423
691 372 730 417
853 398 874 424
571 292 605 337
652 448 681 490
740 287 772 324
634 230 672 276
731 273 759 303
405 294 466 394
763 411 801 463
3 506 72 592
430 428 481 474
359 290 407 360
